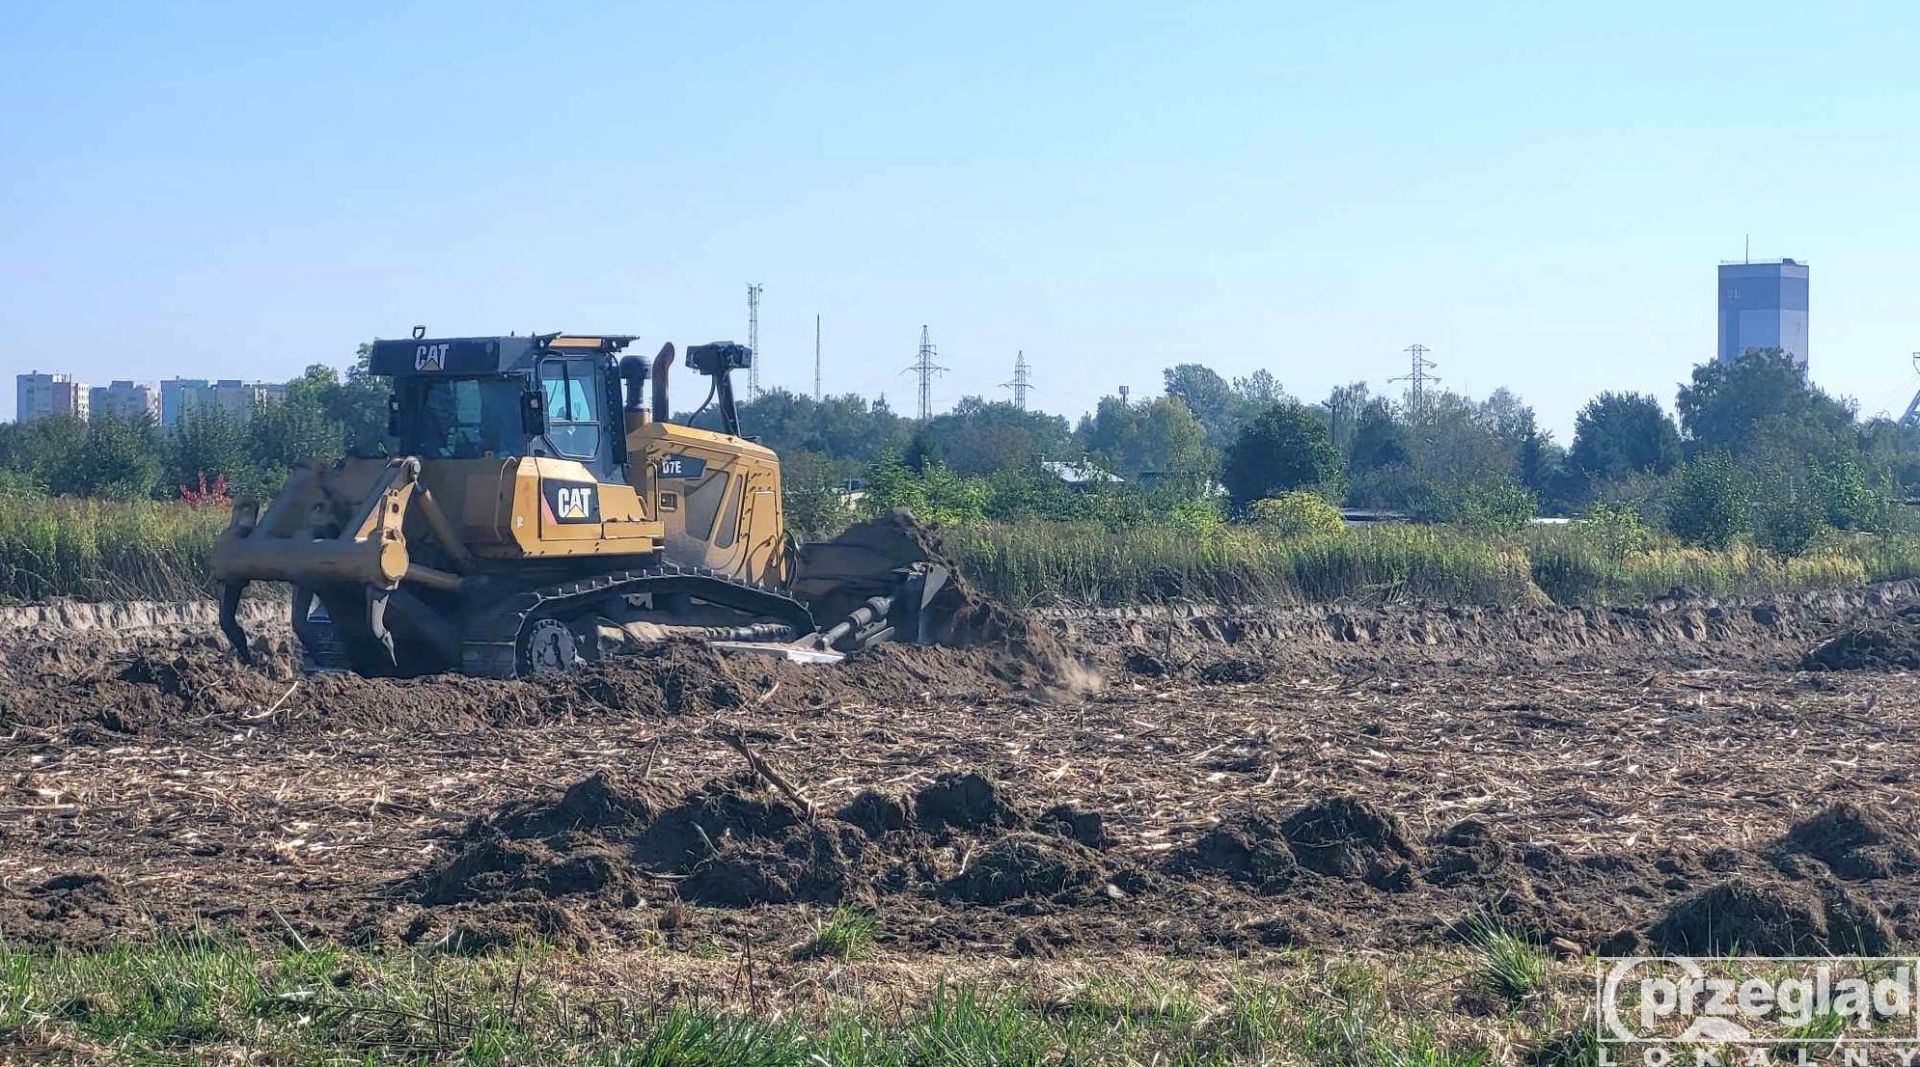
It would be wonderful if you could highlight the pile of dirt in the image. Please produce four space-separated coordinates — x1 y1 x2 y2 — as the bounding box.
1176 814 1299 891
1421 819 1509 887
804 508 1098 694
1802 606 1920 671
655 782 865 906
419 837 636 907
394 766 1121 949
415 770 868 911
913 771 1023 834
1178 796 1420 892
1279 797 1419 883
1650 877 1892 955
1777 801 1920 879
944 833 1105 904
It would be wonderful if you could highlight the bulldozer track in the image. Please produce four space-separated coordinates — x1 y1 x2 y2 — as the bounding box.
457 564 816 678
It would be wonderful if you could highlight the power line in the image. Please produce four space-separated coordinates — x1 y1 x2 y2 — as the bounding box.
746 283 763 397
1388 343 1439 415
1000 350 1032 409
902 325 946 421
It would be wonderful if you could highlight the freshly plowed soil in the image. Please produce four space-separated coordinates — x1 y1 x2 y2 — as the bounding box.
1802 605 1920 671
2 580 1920 960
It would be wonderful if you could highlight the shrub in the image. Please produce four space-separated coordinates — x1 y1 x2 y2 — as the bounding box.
1249 491 1345 539
866 453 991 527
1753 496 1829 558
1666 455 1748 549
1581 503 1657 561
1416 476 1536 532
1165 495 1226 533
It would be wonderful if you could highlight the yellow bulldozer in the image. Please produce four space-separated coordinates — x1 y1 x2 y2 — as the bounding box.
211 329 951 677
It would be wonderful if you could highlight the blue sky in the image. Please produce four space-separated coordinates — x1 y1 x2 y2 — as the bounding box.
4 1 1917 438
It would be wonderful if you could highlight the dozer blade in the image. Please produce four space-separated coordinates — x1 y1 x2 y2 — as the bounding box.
211 455 469 676
791 509 948 636
705 640 846 665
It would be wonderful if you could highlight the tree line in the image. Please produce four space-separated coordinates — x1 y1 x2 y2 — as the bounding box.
713 349 1915 551
4 344 1914 555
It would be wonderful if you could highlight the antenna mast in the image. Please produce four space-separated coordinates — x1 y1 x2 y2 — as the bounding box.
1389 343 1439 416
903 325 947 421
813 314 822 401
1000 350 1032 409
746 284 763 397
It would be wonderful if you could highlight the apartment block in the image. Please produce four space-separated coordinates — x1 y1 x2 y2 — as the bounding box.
16 372 89 422
88 380 161 422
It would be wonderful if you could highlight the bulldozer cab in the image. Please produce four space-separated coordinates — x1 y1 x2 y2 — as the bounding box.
375 332 633 480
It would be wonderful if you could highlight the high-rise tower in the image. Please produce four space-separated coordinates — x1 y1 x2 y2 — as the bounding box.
1718 259 1809 367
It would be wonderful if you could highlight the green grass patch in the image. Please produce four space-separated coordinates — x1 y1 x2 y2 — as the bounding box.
0 493 224 602
1465 914 1547 1005
0 939 1559 1065
796 904 877 961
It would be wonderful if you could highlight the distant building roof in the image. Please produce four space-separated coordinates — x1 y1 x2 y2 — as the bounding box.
1041 460 1123 485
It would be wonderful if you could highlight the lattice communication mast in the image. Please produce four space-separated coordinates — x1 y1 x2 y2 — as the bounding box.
746 284 763 396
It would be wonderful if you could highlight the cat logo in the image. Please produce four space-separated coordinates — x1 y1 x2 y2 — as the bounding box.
541 479 600 525
555 486 594 520
414 342 449 371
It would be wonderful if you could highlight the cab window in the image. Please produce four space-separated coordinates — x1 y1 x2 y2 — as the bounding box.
539 358 601 459
402 377 525 459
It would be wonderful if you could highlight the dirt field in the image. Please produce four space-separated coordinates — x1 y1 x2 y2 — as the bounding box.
3 581 1920 968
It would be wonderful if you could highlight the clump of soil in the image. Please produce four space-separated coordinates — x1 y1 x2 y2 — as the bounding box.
655 781 864 905
1036 804 1110 848
1279 797 1420 887
1778 801 1920 879
413 770 862 911
944 833 1105 904
1802 608 1920 671
1175 813 1299 892
914 772 1023 834
1423 819 1508 887
492 769 676 839
1649 877 1892 955
419 837 635 906
838 789 911 838
1178 797 1424 894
